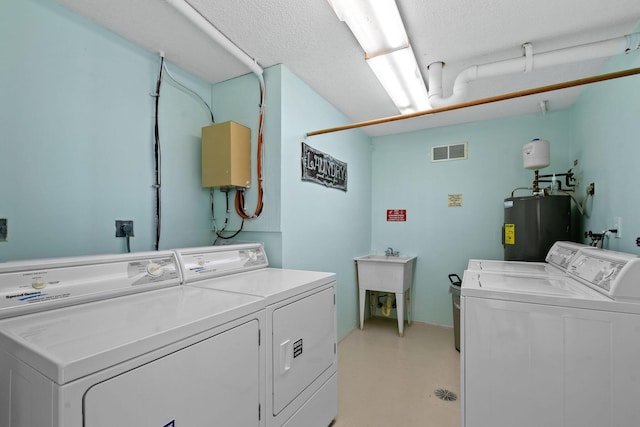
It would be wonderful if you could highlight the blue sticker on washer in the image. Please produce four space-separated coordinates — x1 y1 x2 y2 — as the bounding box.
20 293 45 301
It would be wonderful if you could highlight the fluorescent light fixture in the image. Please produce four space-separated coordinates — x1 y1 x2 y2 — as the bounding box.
367 46 430 114
328 0 407 57
328 0 430 113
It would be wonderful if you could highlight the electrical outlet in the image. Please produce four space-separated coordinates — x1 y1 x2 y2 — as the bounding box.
115 220 134 237
612 217 622 239
0 218 7 242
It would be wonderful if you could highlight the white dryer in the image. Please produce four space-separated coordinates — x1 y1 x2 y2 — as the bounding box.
461 248 640 427
175 244 337 427
466 241 587 276
0 251 266 427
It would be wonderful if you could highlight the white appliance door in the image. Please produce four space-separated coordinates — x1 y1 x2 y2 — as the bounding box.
463 297 640 427
83 320 260 427
272 287 335 415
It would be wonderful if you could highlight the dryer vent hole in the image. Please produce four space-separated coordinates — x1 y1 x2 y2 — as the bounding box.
434 388 458 402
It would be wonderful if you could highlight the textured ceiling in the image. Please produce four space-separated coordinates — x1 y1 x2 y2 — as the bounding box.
56 0 640 136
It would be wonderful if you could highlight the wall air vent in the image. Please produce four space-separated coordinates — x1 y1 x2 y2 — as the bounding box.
431 142 468 162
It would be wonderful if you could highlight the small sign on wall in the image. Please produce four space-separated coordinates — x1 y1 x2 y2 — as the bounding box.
301 142 348 191
448 194 463 207
387 209 407 222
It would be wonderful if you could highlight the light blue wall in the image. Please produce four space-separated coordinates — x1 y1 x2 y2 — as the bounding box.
212 65 374 340
0 0 212 261
368 40 640 328
0 0 369 340
192 64 374 339
4 0 638 338
210 67 284 266
371 111 573 326
570 37 640 253
279 66 373 340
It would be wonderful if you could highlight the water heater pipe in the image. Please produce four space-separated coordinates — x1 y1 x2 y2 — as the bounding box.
428 32 640 108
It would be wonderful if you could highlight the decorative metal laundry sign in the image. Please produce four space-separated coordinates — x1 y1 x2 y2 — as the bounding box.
301 142 348 191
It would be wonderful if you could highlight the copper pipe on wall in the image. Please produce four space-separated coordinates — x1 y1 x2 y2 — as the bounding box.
306 67 640 137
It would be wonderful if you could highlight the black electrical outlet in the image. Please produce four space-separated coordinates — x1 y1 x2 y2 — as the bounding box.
0 218 6 242
115 220 134 237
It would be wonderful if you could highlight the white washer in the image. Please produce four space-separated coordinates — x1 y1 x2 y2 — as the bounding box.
0 251 266 427
175 243 337 427
461 248 640 427
466 241 587 276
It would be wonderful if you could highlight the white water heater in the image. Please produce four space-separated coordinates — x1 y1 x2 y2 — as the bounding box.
522 138 550 170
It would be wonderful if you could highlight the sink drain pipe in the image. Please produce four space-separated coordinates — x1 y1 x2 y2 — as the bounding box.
428 32 640 108
380 293 394 317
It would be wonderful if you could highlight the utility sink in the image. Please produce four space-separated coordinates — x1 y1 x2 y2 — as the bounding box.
355 254 416 336
355 255 416 292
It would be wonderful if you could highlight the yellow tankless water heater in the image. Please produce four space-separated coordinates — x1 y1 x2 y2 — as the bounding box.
201 121 251 188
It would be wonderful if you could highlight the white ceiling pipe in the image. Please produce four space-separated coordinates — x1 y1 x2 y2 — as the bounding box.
426 61 444 101
162 0 264 84
428 33 640 108
163 0 267 211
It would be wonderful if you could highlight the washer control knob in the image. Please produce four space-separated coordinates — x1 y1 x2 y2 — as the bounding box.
146 262 164 277
603 267 616 280
32 279 46 290
198 260 206 266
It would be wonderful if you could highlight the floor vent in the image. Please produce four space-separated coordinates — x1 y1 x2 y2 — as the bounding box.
431 142 467 162
434 388 458 401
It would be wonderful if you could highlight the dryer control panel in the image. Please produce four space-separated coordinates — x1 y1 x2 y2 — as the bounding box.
177 243 268 283
569 249 640 300
545 241 587 271
0 251 180 319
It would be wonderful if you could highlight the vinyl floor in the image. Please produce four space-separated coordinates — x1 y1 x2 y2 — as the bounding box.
332 317 461 427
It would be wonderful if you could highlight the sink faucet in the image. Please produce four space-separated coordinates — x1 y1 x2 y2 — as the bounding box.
385 247 399 257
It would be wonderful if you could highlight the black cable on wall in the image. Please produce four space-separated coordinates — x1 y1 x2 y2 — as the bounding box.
153 55 165 251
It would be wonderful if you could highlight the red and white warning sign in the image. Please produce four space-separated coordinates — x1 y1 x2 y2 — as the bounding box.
386 209 407 222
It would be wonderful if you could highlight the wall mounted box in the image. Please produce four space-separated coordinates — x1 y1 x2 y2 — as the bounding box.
201 121 251 188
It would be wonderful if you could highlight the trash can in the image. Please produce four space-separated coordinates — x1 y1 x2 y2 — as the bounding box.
448 274 462 352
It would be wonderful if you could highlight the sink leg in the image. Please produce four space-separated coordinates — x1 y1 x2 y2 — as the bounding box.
359 289 366 329
406 289 412 325
369 291 377 319
396 292 404 337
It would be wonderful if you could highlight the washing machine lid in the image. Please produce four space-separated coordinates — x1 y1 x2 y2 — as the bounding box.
187 268 336 305
466 241 587 276
466 260 565 276
461 270 610 307
0 286 264 384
